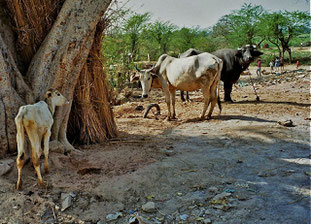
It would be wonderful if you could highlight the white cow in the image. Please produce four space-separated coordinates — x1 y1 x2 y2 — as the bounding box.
15 89 69 190
131 53 223 120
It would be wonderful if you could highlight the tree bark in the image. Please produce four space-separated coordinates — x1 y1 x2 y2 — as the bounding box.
0 0 113 157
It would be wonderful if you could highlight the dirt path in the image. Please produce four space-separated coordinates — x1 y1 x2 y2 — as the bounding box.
0 67 310 224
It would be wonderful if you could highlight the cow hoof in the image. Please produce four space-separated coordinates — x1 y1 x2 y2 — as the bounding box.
45 167 50 174
224 98 233 103
16 181 22 190
38 180 46 188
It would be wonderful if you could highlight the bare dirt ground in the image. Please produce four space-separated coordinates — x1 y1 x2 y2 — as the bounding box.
0 65 310 224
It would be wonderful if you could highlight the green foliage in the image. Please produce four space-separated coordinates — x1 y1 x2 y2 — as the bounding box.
145 21 177 55
257 10 310 59
211 4 265 47
102 5 310 90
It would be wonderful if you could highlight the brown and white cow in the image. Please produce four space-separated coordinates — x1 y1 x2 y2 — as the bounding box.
15 89 69 190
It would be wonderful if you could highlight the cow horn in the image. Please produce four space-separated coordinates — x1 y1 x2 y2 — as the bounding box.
237 47 242 51
252 45 257 48
135 65 141 72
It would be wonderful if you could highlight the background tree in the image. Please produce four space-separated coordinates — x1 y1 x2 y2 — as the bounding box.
258 11 310 62
123 12 150 61
146 21 176 56
211 4 265 47
0 0 117 157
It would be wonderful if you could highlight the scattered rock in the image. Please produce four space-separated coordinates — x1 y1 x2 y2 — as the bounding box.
224 189 235 193
180 214 189 221
236 191 250 201
0 159 14 176
159 148 176 156
212 192 232 201
277 120 295 127
142 202 156 213
129 213 152 224
258 170 277 177
41 207 55 224
208 186 218 193
61 193 72 211
69 192 76 198
203 218 212 224
106 212 122 221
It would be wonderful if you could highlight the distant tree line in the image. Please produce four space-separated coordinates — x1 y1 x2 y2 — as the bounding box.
102 3 310 86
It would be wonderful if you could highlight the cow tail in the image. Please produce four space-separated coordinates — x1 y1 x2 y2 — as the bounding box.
216 59 223 114
15 107 26 157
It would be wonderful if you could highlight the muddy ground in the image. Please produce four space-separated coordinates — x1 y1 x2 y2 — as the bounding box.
0 65 310 224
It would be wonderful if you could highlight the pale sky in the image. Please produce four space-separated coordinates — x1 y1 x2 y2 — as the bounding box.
125 0 310 28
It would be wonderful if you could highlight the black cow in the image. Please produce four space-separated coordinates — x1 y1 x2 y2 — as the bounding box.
180 45 263 102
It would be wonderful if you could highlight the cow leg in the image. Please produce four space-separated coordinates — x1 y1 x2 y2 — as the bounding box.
180 90 185 102
207 82 218 118
16 130 25 190
160 78 172 120
27 129 45 187
43 130 51 173
170 89 176 119
201 86 211 120
186 91 190 101
224 81 233 102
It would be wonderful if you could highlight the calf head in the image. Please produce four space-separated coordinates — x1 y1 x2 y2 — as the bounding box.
131 66 158 98
236 45 263 64
45 89 69 106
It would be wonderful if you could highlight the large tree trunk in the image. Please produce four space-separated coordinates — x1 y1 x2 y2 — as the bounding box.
68 21 117 144
0 0 115 157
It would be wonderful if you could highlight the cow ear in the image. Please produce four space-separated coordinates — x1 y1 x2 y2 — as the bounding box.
45 91 52 98
130 73 140 82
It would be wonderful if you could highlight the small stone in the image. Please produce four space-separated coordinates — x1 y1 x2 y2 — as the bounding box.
159 148 176 156
203 218 212 224
204 209 212 215
0 159 14 176
180 214 189 221
208 186 218 193
128 217 137 224
258 170 277 177
212 192 231 201
106 212 122 221
142 202 156 213
61 193 72 211
277 120 295 127
69 192 76 198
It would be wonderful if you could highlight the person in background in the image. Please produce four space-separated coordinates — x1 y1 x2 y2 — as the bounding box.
296 60 300 69
256 59 262 76
279 57 285 72
275 57 280 72
269 60 274 73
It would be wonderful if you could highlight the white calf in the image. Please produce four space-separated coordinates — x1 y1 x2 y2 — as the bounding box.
15 89 69 190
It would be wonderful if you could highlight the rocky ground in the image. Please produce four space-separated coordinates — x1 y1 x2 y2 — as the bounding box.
0 65 310 224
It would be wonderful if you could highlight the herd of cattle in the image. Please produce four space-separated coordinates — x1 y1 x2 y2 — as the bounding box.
131 45 263 120
13 45 263 190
